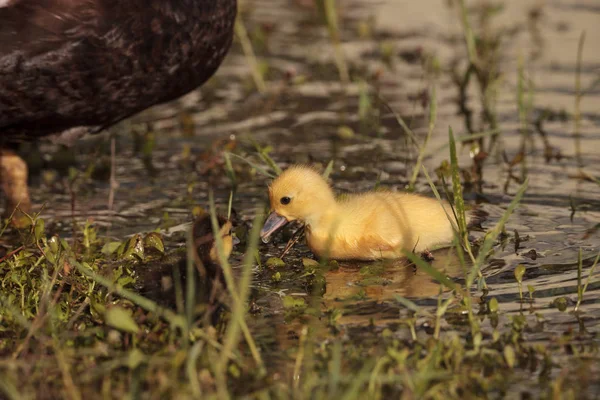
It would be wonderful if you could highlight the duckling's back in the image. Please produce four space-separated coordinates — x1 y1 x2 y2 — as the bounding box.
360 192 455 254
309 191 456 260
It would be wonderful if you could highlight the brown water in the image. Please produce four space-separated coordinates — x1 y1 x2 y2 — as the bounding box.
11 0 600 394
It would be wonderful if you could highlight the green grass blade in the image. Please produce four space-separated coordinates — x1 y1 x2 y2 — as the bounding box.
428 128 501 156
448 127 468 245
234 17 266 93
223 152 237 191
457 0 478 66
226 152 276 178
409 86 437 190
185 226 196 328
403 251 461 294
227 190 233 221
469 178 529 286
376 93 420 148
322 160 334 179
328 341 342 397
324 0 349 83
340 359 375 400
421 165 459 234
575 250 600 312
393 294 434 318
250 138 282 176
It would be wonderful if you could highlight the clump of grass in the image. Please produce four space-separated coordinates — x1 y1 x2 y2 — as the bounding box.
0 185 273 399
74 259 184 329
415 123 528 337
227 151 276 178
451 0 517 189
225 138 281 179
249 138 282 175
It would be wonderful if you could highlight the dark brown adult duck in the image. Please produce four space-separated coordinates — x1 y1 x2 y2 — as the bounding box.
0 0 237 224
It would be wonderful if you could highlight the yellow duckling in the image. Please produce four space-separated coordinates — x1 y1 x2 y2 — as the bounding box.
191 213 239 319
192 213 237 277
260 165 458 260
137 213 238 312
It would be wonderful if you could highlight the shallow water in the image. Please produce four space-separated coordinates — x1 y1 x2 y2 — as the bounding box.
6 0 600 395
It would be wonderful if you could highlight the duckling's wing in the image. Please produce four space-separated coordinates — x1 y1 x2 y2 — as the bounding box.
348 232 398 260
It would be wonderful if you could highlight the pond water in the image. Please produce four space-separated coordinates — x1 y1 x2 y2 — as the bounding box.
10 0 600 395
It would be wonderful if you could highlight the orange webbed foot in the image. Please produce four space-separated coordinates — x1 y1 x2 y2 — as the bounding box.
1 149 32 228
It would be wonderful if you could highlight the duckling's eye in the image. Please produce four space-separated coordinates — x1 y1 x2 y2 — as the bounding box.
280 196 291 205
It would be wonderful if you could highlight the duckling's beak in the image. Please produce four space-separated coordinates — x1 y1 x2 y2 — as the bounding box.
232 235 240 246
260 212 289 243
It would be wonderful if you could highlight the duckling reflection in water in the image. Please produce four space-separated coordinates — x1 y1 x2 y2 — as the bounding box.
137 213 238 324
260 165 462 261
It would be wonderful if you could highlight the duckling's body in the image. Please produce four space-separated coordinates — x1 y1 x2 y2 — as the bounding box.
191 213 235 286
305 191 455 259
261 166 457 260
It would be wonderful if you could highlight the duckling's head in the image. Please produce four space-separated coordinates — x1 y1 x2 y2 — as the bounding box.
260 165 336 243
192 214 239 265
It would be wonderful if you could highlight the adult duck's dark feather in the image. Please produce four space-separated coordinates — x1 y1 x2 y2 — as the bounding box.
0 0 237 143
